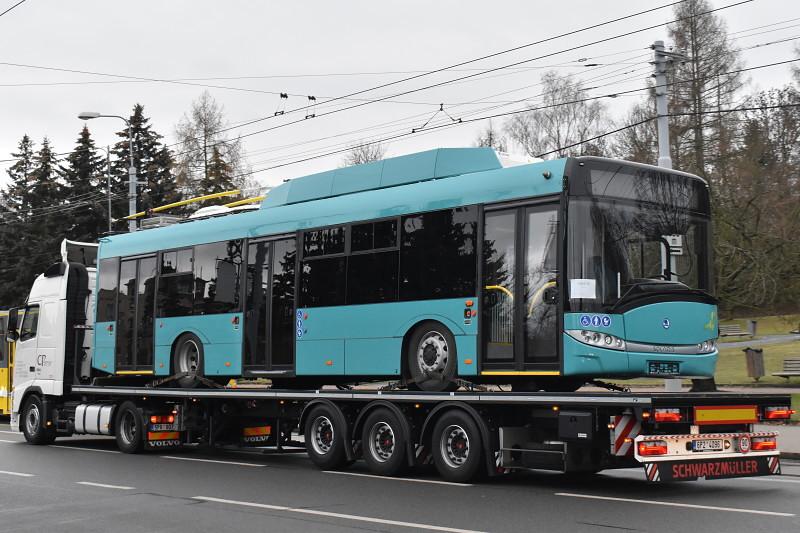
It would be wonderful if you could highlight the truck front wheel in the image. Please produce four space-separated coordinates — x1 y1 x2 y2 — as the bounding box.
21 395 56 445
115 401 145 454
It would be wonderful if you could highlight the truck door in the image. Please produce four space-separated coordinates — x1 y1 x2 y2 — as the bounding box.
14 304 42 382
481 203 559 373
244 237 296 374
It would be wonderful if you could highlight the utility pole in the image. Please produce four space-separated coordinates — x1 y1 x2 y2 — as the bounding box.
652 40 687 393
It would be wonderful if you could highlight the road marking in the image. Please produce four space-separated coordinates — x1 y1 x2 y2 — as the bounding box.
161 456 266 467
76 481 135 490
0 430 21 434
0 439 20 443
324 470 472 487
555 492 795 517
51 445 119 454
738 476 800 485
0 470 35 477
192 496 485 533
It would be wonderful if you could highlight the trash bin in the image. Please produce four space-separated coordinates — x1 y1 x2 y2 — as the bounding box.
742 347 764 381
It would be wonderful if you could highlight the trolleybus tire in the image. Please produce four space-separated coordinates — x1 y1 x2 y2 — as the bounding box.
407 322 458 392
431 410 483 483
115 401 145 454
21 395 56 445
304 405 348 470
172 333 205 388
361 408 409 476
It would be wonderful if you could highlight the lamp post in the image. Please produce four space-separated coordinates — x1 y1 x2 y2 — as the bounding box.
78 111 138 232
95 145 113 233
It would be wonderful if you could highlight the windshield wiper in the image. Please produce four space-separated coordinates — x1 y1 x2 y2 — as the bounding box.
609 278 688 312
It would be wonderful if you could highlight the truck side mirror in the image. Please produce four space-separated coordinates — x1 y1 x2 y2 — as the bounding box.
6 308 18 342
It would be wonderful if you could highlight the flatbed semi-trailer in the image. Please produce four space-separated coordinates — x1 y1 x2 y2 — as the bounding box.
13 379 792 483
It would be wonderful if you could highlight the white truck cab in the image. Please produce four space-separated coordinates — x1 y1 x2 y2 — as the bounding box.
8 240 96 432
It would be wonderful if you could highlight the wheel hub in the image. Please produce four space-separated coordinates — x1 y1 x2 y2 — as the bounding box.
25 403 40 435
441 424 470 468
311 416 334 455
417 332 449 374
369 422 395 463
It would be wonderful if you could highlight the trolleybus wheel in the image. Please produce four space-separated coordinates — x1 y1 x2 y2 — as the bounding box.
361 408 409 476
21 395 56 445
304 405 348 470
407 322 458 392
431 410 484 483
115 401 145 454
172 333 205 387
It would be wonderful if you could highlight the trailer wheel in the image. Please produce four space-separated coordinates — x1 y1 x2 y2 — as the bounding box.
431 410 483 483
172 333 205 387
361 408 409 477
407 322 458 392
304 405 348 470
115 401 145 454
21 395 56 445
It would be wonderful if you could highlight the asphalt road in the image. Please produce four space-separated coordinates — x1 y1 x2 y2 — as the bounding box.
0 423 799 533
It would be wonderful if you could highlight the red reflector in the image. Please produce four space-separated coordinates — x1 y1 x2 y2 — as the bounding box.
654 409 683 423
638 440 668 456
752 438 777 451
764 407 795 420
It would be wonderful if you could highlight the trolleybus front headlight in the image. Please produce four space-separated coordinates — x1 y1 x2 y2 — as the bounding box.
566 330 626 351
696 339 717 353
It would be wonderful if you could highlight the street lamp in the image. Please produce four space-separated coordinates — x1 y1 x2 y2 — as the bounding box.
78 111 138 232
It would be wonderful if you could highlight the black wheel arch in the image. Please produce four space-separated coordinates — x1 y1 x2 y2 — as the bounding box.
352 400 416 467
419 401 494 477
16 387 45 431
299 399 356 462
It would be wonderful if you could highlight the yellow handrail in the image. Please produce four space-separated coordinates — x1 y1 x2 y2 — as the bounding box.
123 190 242 220
485 285 513 299
223 196 266 208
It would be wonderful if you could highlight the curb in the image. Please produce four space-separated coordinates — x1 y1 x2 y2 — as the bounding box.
781 452 800 460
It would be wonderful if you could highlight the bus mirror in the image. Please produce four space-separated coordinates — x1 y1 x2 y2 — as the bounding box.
6 308 19 342
543 286 559 305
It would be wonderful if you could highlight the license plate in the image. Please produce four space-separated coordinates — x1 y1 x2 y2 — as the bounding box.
692 439 724 452
648 361 680 375
150 423 176 431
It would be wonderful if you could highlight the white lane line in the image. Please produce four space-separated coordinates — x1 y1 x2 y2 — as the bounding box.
161 456 266 467
76 481 135 490
51 445 119 454
0 470 35 477
193 496 485 533
0 430 21 434
738 476 800 485
324 470 472 487
555 492 795 517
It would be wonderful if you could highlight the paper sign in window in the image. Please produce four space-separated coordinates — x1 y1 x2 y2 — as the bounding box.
570 278 596 299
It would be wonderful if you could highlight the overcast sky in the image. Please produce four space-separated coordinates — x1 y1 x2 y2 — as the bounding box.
1 0 797 193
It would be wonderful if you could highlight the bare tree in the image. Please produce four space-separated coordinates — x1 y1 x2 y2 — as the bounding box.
504 71 610 158
342 141 386 166
174 91 250 196
475 120 507 152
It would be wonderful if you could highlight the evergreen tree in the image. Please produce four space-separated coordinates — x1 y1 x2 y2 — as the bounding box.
200 146 236 194
61 126 108 241
110 103 180 221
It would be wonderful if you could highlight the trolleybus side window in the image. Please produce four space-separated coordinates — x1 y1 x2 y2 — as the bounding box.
96 257 119 323
400 207 477 301
193 240 243 315
158 248 194 317
347 219 399 305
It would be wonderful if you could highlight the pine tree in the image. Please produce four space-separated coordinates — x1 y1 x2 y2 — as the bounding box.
61 126 108 241
201 146 236 194
110 103 181 221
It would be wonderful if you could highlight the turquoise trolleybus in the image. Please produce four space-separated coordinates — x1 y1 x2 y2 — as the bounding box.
91 148 718 391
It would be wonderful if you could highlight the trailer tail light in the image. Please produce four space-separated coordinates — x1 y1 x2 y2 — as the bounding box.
654 409 683 423
638 440 669 456
751 437 777 451
150 415 175 424
763 406 795 420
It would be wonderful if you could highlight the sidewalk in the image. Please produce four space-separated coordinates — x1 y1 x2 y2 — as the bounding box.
756 423 800 458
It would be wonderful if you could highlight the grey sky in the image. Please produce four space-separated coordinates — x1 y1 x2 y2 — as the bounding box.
0 0 797 193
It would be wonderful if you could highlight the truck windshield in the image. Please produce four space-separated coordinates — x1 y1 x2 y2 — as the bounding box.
566 160 712 313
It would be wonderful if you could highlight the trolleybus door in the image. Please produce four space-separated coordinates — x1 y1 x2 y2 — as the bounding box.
245 237 296 373
115 256 156 372
482 204 559 371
